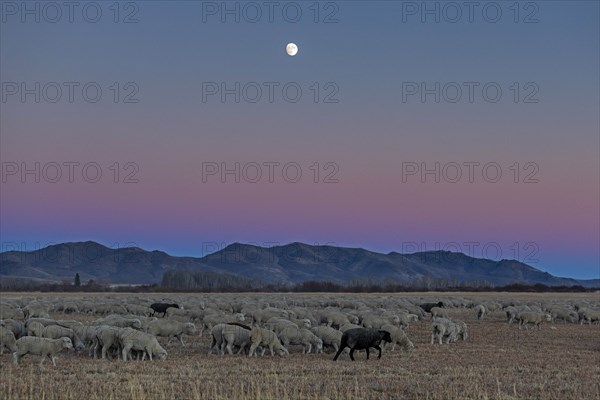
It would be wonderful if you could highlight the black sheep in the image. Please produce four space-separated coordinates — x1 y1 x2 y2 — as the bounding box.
150 303 180 317
419 301 444 313
332 328 392 361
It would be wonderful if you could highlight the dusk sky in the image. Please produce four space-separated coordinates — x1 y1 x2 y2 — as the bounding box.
1 1 598 279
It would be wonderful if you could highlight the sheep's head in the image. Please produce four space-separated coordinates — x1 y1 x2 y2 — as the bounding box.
315 338 323 353
155 350 168 360
301 319 311 329
544 313 552 322
391 315 401 325
184 323 197 335
235 313 245 322
61 337 73 349
349 315 360 324
132 319 142 330
277 346 289 357
379 330 393 343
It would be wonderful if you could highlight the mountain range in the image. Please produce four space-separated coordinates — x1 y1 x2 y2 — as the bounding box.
0 241 597 288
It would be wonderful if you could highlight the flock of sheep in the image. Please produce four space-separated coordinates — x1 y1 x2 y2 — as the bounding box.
0 294 598 366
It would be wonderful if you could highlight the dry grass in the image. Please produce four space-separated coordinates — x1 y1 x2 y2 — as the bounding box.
1 292 599 400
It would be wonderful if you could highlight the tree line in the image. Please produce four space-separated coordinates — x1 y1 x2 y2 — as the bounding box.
0 270 596 293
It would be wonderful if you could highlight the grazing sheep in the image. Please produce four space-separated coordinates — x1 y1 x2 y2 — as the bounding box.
361 315 401 329
13 336 73 366
475 304 486 320
26 321 45 337
277 325 323 354
41 325 85 351
216 323 253 355
579 309 600 325
550 307 578 324
265 317 300 335
311 326 344 353
75 325 102 357
61 302 79 314
431 318 467 344
430 307 449 319
252 309 288 326
289 318 312 329
380 324 414 353
150 303 180 317
2 319 26 339
323 312 359 329
55 320 84 330
118 327 167 361
420 302 444 313
127 304 154 317
93 326 122 359
0 326 17 354
248 327 288 357
504 306 518 324
91 316 142 329
397 313 419 329
146 320 196 346
517 312 552 330
332 328 392 361
0 306 24 320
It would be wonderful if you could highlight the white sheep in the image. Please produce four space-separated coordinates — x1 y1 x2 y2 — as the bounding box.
579 309 600 325
380 324 414 352
474 304 486 320
0 326 17 354
431 318 467 344
277 326 323 354
311 326 343 353
430 307 449 319
361 315 401 329
550 307 578 324
248 327 288 357
118 327 167 361
146 319 196 346
13 336 73 366
93 326 122 359
517 312 552 330
91 316 142 329
26 321 45 337
322 311 359 329
218 323 253 355
41 325 85 351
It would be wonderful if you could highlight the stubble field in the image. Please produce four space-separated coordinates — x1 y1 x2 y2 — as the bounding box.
1 292 599 400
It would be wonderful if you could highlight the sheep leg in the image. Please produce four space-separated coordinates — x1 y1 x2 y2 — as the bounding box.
123 345 135 361
51 355 56 366
178 335 186 347
375 345 383 359
248 343 258 357
365 347 370 360
349 348 356 361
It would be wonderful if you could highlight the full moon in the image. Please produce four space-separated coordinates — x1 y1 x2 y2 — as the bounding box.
286 43 298 56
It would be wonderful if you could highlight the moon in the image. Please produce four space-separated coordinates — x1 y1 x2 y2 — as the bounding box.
286 43 298 56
